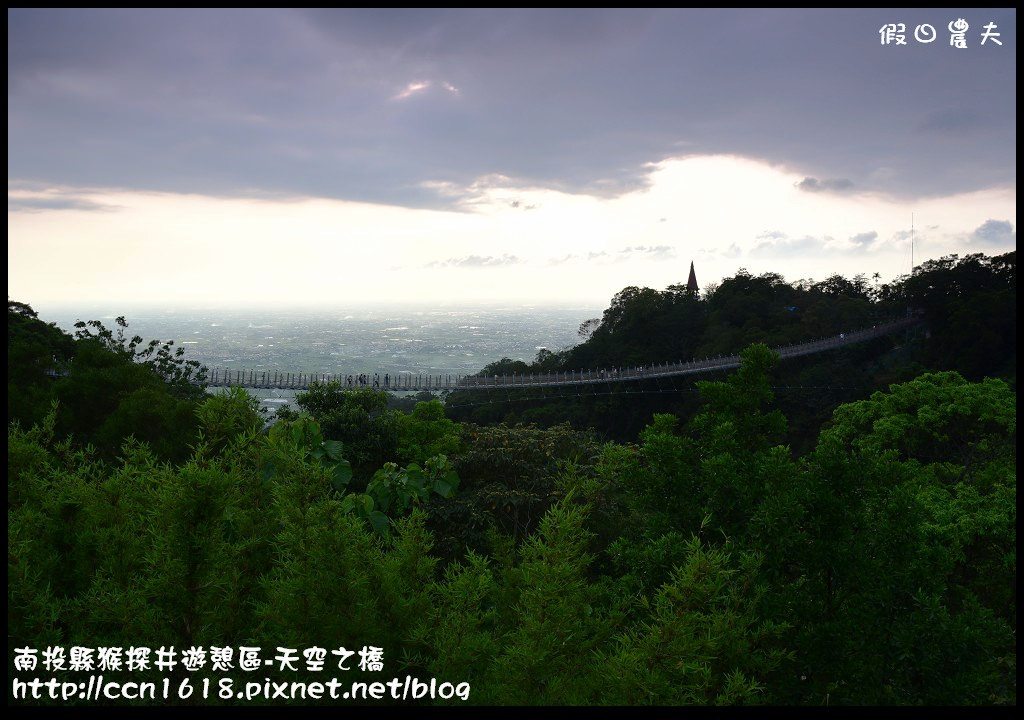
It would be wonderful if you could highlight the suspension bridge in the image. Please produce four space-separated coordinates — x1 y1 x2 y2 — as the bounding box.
204 316 918 393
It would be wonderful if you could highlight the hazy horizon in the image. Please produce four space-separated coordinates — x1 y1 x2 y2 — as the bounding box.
30 303 604 381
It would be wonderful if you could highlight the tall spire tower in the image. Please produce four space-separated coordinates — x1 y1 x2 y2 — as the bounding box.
686 261 699 292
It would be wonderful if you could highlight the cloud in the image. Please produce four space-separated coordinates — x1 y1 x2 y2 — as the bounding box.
424 174 550 212
918 109 981 135
547 250 610 266
751 229 883 257
848 231 878 248
967 219 1015 247
696 243 742 261
750 232 833 257
392 79 459 101
616 245 675 261
7 195 120 213
426 254 521 268
8 9 1014 210
394 81 431 100
795 177 855 194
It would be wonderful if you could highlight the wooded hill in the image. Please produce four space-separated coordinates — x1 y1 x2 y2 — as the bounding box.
8 251 1016 706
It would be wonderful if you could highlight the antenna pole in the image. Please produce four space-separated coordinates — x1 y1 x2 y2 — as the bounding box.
911 212 914 274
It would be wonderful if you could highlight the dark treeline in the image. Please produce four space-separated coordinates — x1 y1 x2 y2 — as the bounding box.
7 251 1016 706
447 252 1016 451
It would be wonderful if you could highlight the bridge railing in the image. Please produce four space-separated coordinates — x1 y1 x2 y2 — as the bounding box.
202 316 916 392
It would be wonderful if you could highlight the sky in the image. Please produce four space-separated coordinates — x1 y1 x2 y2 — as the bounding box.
7 8 1017 310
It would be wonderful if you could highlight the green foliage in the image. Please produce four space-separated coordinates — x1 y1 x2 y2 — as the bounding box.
8 307 212 462
608 345 795 542
406 550 500 683
72 314 208 400
290 383 399 477
825 371 1015 476
264 413 458 538
768 371 1017 704
394 399 462 465
593 536 791 705
8 426 267 666
266 413 353 493
821 371 1016 621
586 359 1015 705
450 251 1013 446
478 499 606 704
883 251 1016 379
437 422 602 559
479 357 531 377
606 529 696 598
692 344 787 455
701 270 802 353
48 338 202 462
7 279 1017 706
344 456 460 537
8 301 76 426
367 455 460 512
195 386 265 454
608 414 701 537
565 284 706 369
687 345 792 538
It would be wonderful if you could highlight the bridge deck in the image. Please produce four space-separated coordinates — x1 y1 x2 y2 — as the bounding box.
203 316 918 392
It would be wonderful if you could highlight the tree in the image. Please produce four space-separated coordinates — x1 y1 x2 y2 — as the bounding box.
8 301 76 426
395 399 462 466
49 337 201 462
287 383 400 478
592 537 791 705
771 371 1016 704
578 317 601 341
881 251 1016 378
72 315 208 400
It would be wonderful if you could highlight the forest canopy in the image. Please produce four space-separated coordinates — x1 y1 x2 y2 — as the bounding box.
7 252 1016 706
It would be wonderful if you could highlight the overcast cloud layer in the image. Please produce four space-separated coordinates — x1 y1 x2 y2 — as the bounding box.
9 8 1016 208
7 9 1017 308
